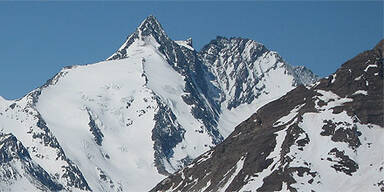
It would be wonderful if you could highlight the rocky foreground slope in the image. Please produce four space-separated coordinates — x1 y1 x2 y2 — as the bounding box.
151 40 384 192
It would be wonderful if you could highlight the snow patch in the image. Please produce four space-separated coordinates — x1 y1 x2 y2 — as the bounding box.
331 74 337 84
241 128 287 191
364 64 377 72
175 40 194 51
274 104 305 127
354 75 362 81
219 155 246 192
315 90 353 110
352 90 368 96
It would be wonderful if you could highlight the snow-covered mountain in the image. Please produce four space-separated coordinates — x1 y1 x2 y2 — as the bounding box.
0 15 317 191
151 40 384 192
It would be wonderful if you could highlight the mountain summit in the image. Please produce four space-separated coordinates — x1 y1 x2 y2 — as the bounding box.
107 15 171 61
0 16 317 191
137 15 167 37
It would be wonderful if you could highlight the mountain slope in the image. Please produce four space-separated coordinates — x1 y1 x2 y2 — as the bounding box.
151 40 384 192
0 16 317 191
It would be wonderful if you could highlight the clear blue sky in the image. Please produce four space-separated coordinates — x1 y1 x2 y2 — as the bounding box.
0 1 382 100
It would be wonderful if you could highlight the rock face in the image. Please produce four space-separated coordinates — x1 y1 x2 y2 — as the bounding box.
200 36 317 111
151 40 384 192
0 16 317 191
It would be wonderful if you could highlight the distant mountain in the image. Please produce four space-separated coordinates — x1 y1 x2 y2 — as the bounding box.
151 40 384 192
0 15 317 191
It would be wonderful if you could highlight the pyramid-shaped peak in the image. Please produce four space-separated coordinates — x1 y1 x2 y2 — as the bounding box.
141 15 159 26
107 15 171 60
137 15 167 38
